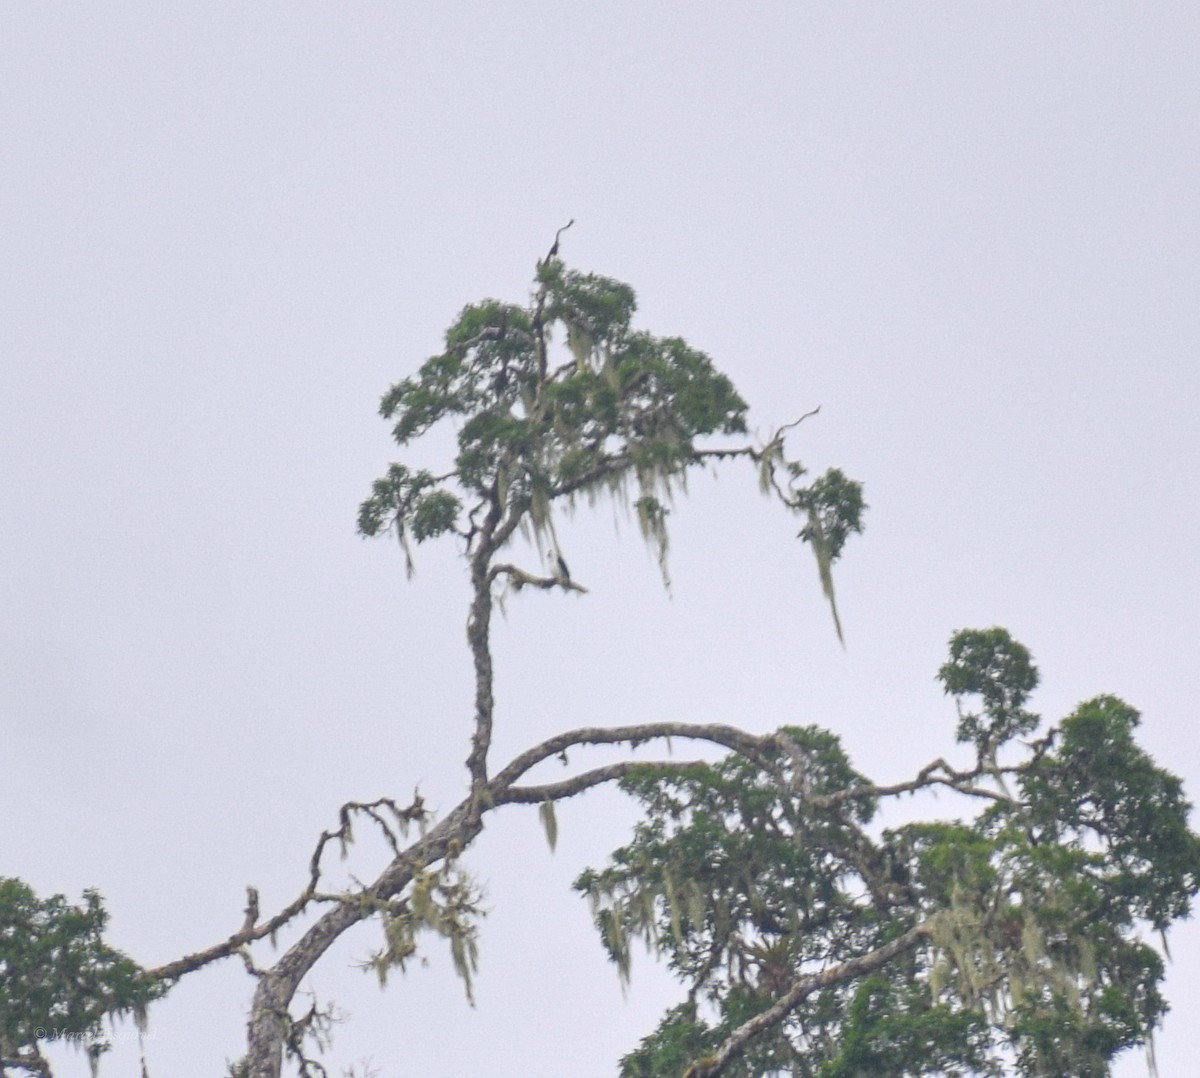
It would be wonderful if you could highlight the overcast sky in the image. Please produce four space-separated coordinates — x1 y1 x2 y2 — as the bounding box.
3 5 1198 1076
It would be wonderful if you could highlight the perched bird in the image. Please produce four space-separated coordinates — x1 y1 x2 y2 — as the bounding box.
544 218 574 263
555 552 571 582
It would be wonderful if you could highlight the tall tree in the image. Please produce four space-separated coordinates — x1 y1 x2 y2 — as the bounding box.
3 240 1194 1078
229 236 864 1076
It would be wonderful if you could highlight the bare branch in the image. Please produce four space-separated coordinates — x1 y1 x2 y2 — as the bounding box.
771 406 822 438
811 756 1023 811
490 722 777 789
453 324 536 353
146 796 428 984
489 562 589 594
495 760 708 805
146 893 311 984
239 798 483 1077
1 1050 51 1077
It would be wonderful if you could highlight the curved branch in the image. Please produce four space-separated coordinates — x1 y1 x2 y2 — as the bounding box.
490 722 776 789
812 756 1023 812
688 922 930 1078
495 759 708 805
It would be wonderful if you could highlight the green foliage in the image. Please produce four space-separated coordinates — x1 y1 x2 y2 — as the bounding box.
1021 695 1200 931
579 635 1200 1077
358 255 859 602
620 1003 715 1077
796 468 866 564
619 992 797 1078
357 463 463 574
938 627 1040 757
0 877 163 1069
818 977 995 1077
791 468 865 644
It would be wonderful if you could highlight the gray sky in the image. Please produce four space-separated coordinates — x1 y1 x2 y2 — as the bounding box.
2 4 1197 1075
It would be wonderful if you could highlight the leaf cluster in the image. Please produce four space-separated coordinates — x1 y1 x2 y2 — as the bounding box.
938 627 1040 758
0 877 163 1070
358 257 860 605
359 266 746 560
578 634 1200 1077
